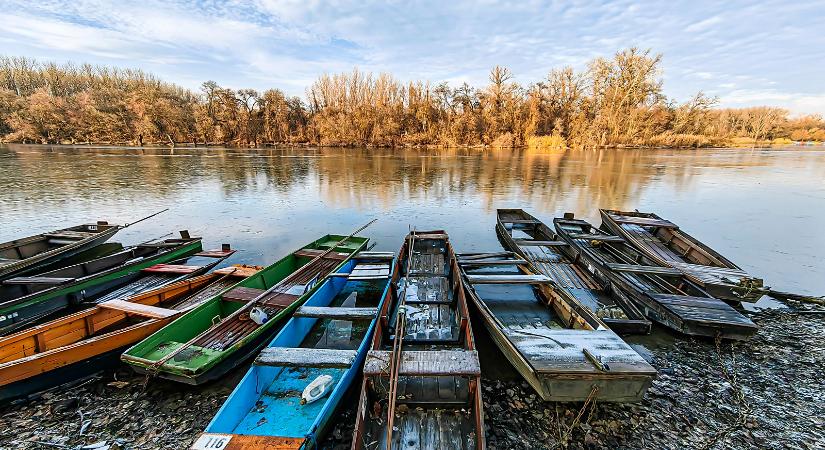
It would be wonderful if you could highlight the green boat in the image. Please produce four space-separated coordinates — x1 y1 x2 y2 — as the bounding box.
0 234 210 335
121 234 369 385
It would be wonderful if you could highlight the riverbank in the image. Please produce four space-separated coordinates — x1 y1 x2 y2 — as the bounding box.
1 299 821 450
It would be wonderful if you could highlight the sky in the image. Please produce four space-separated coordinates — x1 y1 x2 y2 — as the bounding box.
0 0 823 115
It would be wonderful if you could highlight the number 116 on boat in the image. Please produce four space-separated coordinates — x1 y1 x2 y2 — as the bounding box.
192 434 232 449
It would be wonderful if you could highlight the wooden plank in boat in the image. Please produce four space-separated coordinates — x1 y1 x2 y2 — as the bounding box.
350 264 390 279
293 248 348 261
459 259 527 266
612 215 678 228
142 264 202 274
192 434 304 450
99 299 178 319
223 287 265 303
650 293 738 311
568 233 625 242
399 276 451 304
363 350 480 376
605 263 683 276
501 219 541 224
43 231 95 240
408 233 448 240
293 306 378 320
355 251 395 260
465 274 551 284
254 347 357 368
193 249 236 258
514 239 568 246
457 251 514 261
213 265 262 277
2 276 75 285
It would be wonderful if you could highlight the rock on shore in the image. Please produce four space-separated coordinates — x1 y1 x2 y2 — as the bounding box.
1 303 822 450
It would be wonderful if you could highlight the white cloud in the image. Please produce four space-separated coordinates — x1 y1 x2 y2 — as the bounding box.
0 0 822 115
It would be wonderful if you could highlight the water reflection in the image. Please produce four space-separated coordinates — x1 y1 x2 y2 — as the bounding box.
1 144 823 298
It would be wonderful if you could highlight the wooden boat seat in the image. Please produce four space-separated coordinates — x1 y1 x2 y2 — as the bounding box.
568 233 625 242
255 347 358 368
605 263 683 276
363 350 481 376
293 249 348 261
407 233 448 240
457 251 514 261
554 218 590 225
2 276 75 285
513 239 567 246
458 258 527 266
223 287 265 303
349 263 391 280
464 274 551 284
355 251 395 260
193 249 236 258
649 293 756 326
213 265 262 277
501 219 541 224
141 264 202 274
99 299 178 319
43 231 96 240
612 215 678 228
293 306 378 320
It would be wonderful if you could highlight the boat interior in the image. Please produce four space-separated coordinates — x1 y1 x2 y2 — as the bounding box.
204 256 392 441
0 223 119 267
497 209 647 331
130 236 366 375
355 232 483 450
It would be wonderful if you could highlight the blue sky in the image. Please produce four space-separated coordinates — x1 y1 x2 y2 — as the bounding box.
1 0 823 114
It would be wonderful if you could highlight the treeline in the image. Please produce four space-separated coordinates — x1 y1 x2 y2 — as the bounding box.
1 49 823 148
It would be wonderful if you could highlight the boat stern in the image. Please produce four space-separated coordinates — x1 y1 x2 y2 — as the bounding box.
191 433 305 450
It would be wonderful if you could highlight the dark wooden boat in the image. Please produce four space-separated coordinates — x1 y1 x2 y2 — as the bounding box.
554 215 758 340
599 209 768 302
496 209 650 334
0 233 228 335
0 265 258 403
14 242 125 276
192 253 394 450
122 234 369 385
0 221 122 281
458 252 656 402
352 231 485 450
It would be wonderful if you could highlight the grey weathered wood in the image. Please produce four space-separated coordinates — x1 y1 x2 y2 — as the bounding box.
605 263 683 276
99 299 178 319
611 215 678 228
568 233 625 242
2 276 75 285
293 306 378 320
457 251 514 261
465 274 551 284
355 251 395 260
254 347 358 368
513 239 568 246
458 258 527 266
501 219 541 224
363 350 480 376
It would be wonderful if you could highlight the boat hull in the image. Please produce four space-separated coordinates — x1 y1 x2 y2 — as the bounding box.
0 239 205 335
599 209 767 303
494 210 651 335
0 223 122 281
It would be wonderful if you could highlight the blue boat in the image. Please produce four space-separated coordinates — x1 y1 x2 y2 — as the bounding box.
191 252 395 450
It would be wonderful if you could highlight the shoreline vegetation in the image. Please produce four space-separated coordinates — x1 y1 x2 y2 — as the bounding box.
1 48 823 149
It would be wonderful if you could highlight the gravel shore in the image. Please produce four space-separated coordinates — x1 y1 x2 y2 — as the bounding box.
1 301 822 450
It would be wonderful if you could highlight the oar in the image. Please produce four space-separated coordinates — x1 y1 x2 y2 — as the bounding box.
385 227 416 449
124 208 169 228
143 219 377 377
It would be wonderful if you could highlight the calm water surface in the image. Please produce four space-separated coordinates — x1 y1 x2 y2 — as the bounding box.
1 144 823 303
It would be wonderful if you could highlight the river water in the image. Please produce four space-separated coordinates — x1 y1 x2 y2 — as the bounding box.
1 144 823 304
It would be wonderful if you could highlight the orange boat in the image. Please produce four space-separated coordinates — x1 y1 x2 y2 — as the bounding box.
0 265 260 403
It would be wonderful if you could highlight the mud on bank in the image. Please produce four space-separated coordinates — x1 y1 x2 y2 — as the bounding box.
1 302 822 450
